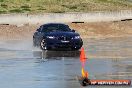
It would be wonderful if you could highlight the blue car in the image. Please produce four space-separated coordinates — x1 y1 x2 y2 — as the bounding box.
33 23 83 50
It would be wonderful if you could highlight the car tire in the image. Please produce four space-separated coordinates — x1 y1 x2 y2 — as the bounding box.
40 39 48 50
33 38 37 47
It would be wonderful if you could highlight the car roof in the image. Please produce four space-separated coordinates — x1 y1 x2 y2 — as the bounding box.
42 23 68 26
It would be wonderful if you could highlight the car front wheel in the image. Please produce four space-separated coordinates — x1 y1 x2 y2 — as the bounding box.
40 39 47 50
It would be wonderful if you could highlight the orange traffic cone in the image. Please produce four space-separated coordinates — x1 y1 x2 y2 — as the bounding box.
80 47 86 62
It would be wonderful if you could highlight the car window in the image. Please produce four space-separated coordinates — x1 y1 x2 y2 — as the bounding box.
41 24 71 32
59 25 71 31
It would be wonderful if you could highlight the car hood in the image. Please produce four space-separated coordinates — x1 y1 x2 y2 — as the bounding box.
45 31 79 37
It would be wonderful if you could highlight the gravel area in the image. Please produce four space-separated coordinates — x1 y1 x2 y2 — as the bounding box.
0 21 132 40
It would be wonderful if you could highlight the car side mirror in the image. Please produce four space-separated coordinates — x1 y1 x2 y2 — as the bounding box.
71 29 75 32
37 29 41 32
37 29 39 31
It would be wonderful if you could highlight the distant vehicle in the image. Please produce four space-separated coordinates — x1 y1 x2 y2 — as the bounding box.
33 23 83 50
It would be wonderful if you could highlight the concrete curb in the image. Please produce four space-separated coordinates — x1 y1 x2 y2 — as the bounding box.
0 10 132 25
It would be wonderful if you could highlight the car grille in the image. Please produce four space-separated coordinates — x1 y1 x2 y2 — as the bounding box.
57 36 72 41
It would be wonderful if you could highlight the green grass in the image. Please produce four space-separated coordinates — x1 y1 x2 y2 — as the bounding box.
0 0 132 14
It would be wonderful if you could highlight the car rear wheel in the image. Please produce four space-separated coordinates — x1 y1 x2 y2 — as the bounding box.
33 38 37 47
40 39 47 50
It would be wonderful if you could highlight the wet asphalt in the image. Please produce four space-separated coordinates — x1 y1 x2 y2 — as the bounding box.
0 37 132 88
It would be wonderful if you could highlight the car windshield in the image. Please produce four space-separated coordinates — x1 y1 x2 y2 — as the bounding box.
42 24 71 32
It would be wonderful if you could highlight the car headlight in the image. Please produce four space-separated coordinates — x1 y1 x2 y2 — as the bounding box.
74 36 80 39
46 36 55 39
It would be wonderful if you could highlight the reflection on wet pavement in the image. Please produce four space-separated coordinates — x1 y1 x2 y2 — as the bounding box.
0 37 132 88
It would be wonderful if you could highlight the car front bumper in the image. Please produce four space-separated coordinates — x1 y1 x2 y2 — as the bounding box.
45 38 83 50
